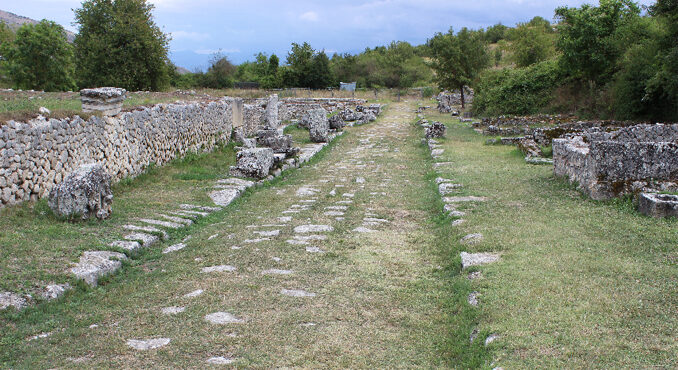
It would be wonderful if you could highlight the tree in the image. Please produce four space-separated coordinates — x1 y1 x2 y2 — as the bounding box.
484 23 508 43
555 0 641 86
74 0 171 91
509 21 555 68
284 42 333 88
1 20 76 91
202 53 235 88
644 0 678 120
427 27 489 108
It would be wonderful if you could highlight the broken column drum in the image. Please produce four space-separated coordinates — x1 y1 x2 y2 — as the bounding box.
48 163 113 220
80 87 127 116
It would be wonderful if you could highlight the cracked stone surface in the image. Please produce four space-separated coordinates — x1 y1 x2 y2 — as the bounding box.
281 289 316 297
294 224 334 233
71 251 127 286
205 312 244 324
163 243 186 254
127 338 171 350
460 252 501 269
201 265 236 273
0 292 27 310
161 306 185 315
460 233 483 245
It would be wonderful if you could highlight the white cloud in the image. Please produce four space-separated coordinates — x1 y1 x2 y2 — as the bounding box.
299 11 319 22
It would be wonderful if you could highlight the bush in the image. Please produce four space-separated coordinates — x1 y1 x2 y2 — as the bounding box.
421 86 436 98
473 59 565 116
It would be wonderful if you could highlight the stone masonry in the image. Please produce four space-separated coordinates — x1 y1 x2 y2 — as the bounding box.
553 124 678 200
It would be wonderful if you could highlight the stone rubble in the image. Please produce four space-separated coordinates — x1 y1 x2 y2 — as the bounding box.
47 163 113 220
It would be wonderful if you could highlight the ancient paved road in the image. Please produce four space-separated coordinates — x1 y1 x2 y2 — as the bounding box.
19 102 448 368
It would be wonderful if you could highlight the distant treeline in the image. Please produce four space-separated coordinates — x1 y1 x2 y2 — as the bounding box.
0 0 675 121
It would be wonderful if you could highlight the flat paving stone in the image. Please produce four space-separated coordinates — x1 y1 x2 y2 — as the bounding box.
173 209 210 217
205 312 244 324
183 289 204 298
294 225 334 233
139 218 183 229
201 265 236 273
262 269 294 275
207 357 235 365
179 204 222 212
324 211 345 216
71 251 127 287
253 230 280 237
281 289 316 297
278 216 293 223
243 238 270 243
325 205 348 210
443 196 488 203
0 292 27 310
123 225 168 240
161 306 185 315
460 252 501 269
209 189 240 207
286 239 309 245
468 292 479 306
123 232 159 246
353 227 376 233
157 214 193 226
306 246 324 253
127 338 171 350
163 243 186 254
296 187 320 196
110 240 141 251
460 233 483 245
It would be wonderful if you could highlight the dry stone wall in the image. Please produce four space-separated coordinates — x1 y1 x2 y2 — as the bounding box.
553 124 678 199
0 98 240 208
279 98 366 122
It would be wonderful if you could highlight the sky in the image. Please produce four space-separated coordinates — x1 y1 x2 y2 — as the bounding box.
3 0 657 71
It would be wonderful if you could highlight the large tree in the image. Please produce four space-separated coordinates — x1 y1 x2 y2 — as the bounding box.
645 0 678 120
427 27 489 108
74 0 171 91
1 20 76 91
555 0 641 87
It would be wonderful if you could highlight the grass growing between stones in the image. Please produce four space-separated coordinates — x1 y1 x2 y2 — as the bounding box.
427 111 677 368
1 102 490 368
0 143 237 296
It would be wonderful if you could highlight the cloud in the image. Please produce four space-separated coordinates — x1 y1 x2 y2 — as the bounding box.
171 31 210 41
299 11 319 22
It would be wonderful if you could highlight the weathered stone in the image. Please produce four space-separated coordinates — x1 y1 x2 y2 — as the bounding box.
209 188 240 207
303 108 330 143
0 292 27 310
48 163 113 220
294 224 333 233
207 357 235 365
109 240 141 251
201 265 236 273
205 312 244 324
138 218 183 229
256 129 299 156
123 224 168 240
229 148 274 179
517 137 543 158
161 306 185 315
460 252 500 269
280 289 316 297
40 284 72 301
80 87 126 116
329 114 345 131
426 121 447 138
126 338 170 351
123 232 159 247
264 94 279 128
262 269 293 275
163 243 186 254
638 193 678 218
71 251 127 286
460 233 483 245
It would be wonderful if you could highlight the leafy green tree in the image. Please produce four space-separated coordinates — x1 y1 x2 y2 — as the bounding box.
284 42 333 88
0 21 15 86
510 21 556 68
2 20 76 91
74 0 171 91
644 0 678 120
555 0 641 86
483 23 508 43
427 27 489 107
309 50 333 89
201 53 236 88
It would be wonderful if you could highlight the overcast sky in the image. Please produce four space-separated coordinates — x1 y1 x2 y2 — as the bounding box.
4 0 657 70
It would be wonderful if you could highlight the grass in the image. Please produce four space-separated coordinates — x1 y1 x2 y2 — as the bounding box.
283 123 313 145
0 100 490 368
0 143 237 296
426 111 677 368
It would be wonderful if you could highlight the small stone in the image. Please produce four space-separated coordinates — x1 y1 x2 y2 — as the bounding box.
296 187 320 196
451 219 465 226
40 284 71 301
123 232 159 247
306 246 324 253
201 265 236 273
253 230 280 237
110 240 141 251
126 338 171 351
161 306 185 315
485 334 500 346
356 177 365 183
183 289 204 298
460 252 501 269
205 312 244 324
294 224 333 233
353 227 376 233
467 271 482 280
262 269 293 275
0 292 27 310
163 243 186 254
468 292 479 306
207 357 235 365
280 289 316 297
71 251 127 287
460 233 483 245
243 238 270 243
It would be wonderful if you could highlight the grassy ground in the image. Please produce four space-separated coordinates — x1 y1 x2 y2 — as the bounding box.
0 144 236 296
426 110 677 368
0 102 492 368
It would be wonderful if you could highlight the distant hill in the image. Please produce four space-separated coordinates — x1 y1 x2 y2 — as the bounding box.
175 66 191 75
0 9 76 42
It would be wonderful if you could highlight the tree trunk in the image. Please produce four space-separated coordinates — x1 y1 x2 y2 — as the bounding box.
460 86 465 109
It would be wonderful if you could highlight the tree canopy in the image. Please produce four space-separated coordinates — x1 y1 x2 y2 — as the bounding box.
74 0 171 91
427 27 489 107
1 20 76 91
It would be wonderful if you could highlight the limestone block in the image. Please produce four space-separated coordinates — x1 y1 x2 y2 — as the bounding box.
48 163 113 220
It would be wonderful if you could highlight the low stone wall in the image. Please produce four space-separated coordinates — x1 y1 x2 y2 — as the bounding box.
0 98 240 208
553 124 678 199
279 98 366 122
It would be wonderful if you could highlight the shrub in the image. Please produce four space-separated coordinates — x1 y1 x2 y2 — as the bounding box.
473 59 565 116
